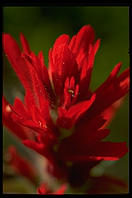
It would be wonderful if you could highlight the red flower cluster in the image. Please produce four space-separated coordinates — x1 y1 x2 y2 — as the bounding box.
3 25 129 190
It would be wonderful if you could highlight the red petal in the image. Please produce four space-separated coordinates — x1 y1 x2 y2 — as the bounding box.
3 34 52 106
3 34 33 92
13 97 29 119
79 39 101 98
95 62 122 96
84 66 129 120
100 98 124 129
49 36 79 97
23 140 55 163
110 62 122 77
38 50 45 65
53 34 70 51
2 96 29 140
69 35 76 51
71 25 95 57
38 51 54 103
58 115 109 158
23 139 46 156
48 34 69 82
57 94 96 128
61 142 128 162
20 33 31 54
86 129 110 143
63 76 79 108
66 94 96 121
22 53 49 106
76 115 107 136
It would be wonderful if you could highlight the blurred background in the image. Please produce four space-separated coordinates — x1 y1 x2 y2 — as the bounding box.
3 6 129 193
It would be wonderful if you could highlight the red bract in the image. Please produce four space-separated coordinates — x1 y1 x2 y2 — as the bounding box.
3 25 129 187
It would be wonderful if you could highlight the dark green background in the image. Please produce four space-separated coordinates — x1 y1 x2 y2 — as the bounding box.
3 6 129 193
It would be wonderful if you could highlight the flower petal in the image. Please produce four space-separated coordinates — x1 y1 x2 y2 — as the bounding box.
70 25 95 58
57 94 96 128
3 34 33 92
79 39 101 98
23 139 46 156
49 43 79 97
83 66 129 121
100 98 124 129
2 96 29 140
20 33 31 54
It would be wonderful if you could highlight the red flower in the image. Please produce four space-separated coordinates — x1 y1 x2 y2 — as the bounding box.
3 25 129 186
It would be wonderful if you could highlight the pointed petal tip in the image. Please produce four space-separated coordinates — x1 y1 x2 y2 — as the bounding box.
20 32 31 54
77 24 95 38
118 61 122 65
2 33 11 46
2 34 16 45
110 62 122 78
20 32 23 37
20 32 25 41
2 33 21 58
2 33 10 38
97 38 101 46
115 62 122 70
91 93 96 102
